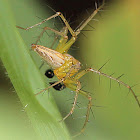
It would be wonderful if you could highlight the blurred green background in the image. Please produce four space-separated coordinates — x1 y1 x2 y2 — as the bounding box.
0 0 140 140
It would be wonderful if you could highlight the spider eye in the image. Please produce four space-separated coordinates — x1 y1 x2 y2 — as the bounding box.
45 69 54 78
49 82 66 91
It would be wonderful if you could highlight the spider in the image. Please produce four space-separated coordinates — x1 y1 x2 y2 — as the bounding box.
17 0 140 135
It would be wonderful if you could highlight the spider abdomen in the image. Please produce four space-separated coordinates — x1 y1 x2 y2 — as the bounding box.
32 44 65 69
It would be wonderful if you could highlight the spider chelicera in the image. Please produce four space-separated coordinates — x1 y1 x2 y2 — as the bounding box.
17 0 140 135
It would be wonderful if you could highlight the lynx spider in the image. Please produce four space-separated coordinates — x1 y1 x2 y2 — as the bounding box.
17 0 140 136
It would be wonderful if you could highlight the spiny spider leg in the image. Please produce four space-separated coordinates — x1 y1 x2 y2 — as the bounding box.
60 81 81 122
70 66 139 136
35 26 68 44
90 68 140 107
35 78 64 96
17 0 105 44
74 67 140 107
16 13 60 30
66 82 92 136
75 0 105 36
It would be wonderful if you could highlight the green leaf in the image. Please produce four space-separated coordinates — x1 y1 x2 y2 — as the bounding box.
0 0 71 139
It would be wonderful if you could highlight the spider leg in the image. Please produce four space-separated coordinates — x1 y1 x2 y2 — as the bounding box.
55 0 105 53
88 68 140 107
16 11 75 37
35 79 64 96
57 0 105 37
17 0 105 53
60 81 81 122
35 26 68 45
16 11 75 53
74 68 140 108
75 0 105 36
37 26 76 54
56 37 76 53
16 13 60 30
34 26 71 53
70 65 140 136
66 83 92 135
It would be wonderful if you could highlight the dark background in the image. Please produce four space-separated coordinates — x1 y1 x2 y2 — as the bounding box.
38 0 111 29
